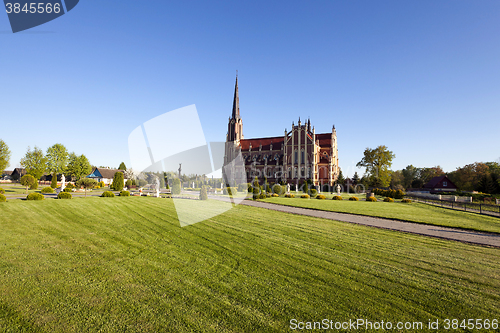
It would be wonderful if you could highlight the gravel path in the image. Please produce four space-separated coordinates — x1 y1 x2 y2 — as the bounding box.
237 200 500 248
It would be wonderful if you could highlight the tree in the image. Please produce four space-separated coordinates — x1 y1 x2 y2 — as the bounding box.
352 172 360 185
46 143 69 175
66 153 92 181
389 170 404 189
0 140 11 174
402 165 419 189
51 173 58 189
76 178 97 198
20 146 48 181
356 145 395 187
199 185 208 200
111 172 124 191
172 178 181 195
118 162 127 171
337 168 345 185
164 172 169 189
20 174 36 194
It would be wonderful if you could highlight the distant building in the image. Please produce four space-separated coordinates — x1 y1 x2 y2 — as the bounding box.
424 175 457 193
1 170 13 181
86 168 126 185
11 168 26 181
224 75 339 187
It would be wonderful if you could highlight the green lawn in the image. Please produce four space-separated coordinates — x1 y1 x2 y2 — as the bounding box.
261 196 500 234
0 197 499 332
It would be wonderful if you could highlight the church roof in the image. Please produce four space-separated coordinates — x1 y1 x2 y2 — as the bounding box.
240 136 285 151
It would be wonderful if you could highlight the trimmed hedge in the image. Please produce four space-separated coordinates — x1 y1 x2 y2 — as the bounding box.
41 187 55 194
373 188 405 199
301 194 310 199
57 192 72 199
367 196 378 202
63 188 72 193
349 196 359 201
316 194 326 200
285 193 295 198
332 195 343 200
27 193 44 201
101 191 115 198
120 191 130 197
0 194 6 202
383 197 394 202
402 198 412 203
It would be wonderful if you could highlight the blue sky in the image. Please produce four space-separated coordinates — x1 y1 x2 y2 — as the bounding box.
1 0 499 177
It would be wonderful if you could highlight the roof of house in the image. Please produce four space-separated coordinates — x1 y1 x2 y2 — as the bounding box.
88 168 125 179
424 175 456 189
2 171 13 175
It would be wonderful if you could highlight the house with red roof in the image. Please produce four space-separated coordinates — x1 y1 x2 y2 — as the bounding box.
424 175 457 193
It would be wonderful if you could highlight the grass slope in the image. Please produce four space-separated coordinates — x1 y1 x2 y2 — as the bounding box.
262 197 500 234
0 197 499 332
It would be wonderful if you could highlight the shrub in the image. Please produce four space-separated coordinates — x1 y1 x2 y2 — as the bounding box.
272 193 279 197
316 194 326 200
272 184 284 195
65 183 74 189
41 187 54 194
309 189 317 198
247 183 253 193
301 194 310 199
51 173 58 188
332 195 343 200
63 188 72 193
101 191 115 197
367 196 377 202
98 181 105 188
76 178 98 197
27 193 44 201
0 194 6 202
125 179 133 188
258 193 267 199
285 193 295 198
237 183 248 193
57 192 72 199
302 182 309 194
111 172 124 191
0 188 4 194
172 178 181 195
402 198 412 203
349 196 359 201
200 185 208 200
395 190 405 199
120 190 130 197
21 174 37 193
383 197 394 202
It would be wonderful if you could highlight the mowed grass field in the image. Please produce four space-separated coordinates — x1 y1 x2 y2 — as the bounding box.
262 196 500 234
0 197 499 332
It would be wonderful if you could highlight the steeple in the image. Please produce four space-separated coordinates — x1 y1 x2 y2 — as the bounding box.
231 73 240 120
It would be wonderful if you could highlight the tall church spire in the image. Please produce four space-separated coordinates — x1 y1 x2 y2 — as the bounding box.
231 73 240 120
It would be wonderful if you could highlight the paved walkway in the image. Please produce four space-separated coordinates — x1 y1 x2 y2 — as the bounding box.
235 200 500 248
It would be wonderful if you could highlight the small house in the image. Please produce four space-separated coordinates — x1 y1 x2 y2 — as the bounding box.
423 175 457 193
86 168 126 185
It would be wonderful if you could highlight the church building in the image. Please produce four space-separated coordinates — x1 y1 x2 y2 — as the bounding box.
224 76 339 187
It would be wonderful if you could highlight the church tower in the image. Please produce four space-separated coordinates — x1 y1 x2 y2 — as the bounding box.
227 75 243 143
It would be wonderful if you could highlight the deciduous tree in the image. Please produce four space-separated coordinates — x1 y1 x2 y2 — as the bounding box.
46 143 69 175
20 146 47 181
66 153 92 181
20 174 36 194
76 178 97 198
0 139 11 174
356 145 395 187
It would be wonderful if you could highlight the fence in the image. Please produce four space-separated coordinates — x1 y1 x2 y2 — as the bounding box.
405 194 500 218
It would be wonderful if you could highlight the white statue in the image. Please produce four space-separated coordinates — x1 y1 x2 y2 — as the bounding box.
192 181 195 188
287 183 290 193
336 184 341 196
155 177 160 198
61 174 66 191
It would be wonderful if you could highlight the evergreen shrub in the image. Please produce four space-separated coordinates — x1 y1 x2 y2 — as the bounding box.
120 191 130 197
27 193 44 201
57 192 72 199
316 194 326 200
349 196 359 201
0 194 6 202
332 195 343 200
0 188 4 194
402 198 412 203
285 193 295 198
367 196 377 202
41 187 54 194
309 189 317 197
384 197 394 202
101 191 115 197
301 194 310 199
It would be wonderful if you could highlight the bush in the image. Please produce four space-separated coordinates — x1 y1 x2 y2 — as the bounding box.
51 173 58 189
272 184 284 195
316 194 326 200
57 192 72 199
383 197 394 202
41 187 54 194
367 196 377 202
0 194 6 202
101 191 115 197
402 198 412 203
258 193 267 199
172 178 181 195
301 194 310 199
349 196 359 201
0 188 4 194
20 174 36 192
30 182 38 190
395 190 405 199
309 189 317 198
27 193 44 201
125 179 133 188
332 195 343 200
120 190 130 197
285 193 295 198
272 193 279 197
111 172 124 191
247 183 253 193
99 181 105 188
63 188 72 193
65 183 74 189
237 183 248 193
200 185 208 200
